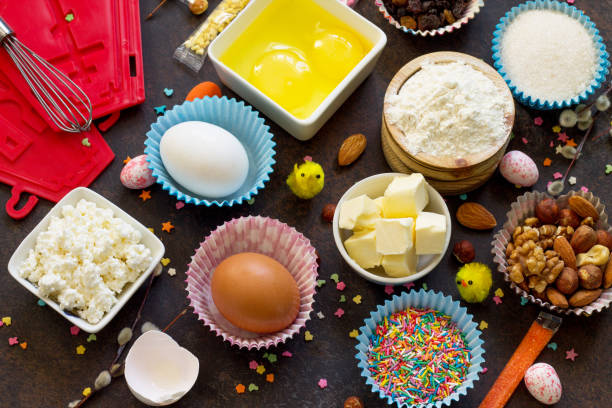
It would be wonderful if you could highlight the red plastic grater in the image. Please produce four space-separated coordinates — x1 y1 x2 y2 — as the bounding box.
0 0 145 130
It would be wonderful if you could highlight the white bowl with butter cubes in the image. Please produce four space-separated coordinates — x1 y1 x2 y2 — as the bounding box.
8 187 165 333
333 173 451 285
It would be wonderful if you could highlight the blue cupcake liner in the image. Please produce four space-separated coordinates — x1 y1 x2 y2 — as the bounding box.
355 290 485 408
492 0 610 110
144 96 276 207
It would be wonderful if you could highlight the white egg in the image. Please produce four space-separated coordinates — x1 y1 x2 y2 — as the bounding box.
499 150 539 187
160 121 249 198
125 330 199 406
524 362 562 405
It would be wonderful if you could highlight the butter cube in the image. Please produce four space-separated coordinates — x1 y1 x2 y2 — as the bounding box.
415 212 447 255
374 197 385 214
375 218 414 255
344 229 382 269
339 195 380 230
382 246 418 277
382 174 429 218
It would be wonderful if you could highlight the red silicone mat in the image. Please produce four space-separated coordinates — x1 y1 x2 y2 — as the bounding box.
0 0 145 130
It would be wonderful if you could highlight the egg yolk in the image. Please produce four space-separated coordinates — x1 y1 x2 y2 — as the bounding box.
311 27 365 82
250 48 314 110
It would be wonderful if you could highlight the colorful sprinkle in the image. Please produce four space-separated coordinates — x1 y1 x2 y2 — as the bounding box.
481 367 488 374
256 365 266 375
552 125 561 133
19 342 27 350
304 331 313 341
384 285 394 295
422 283 428 291
139 190 151 201
353 295 362 304
8 337 18 346
520 297 528 306
82 387 91 397
568 177 577 185
534 117 543 126
266 373 275 383
87 334 97 342
65 13 74 22
349 329 359 338
317 280 326 288
459 194 468 201
404 282 415 290
566 138 577 147
606 164 612 175
123 156 132 164
580 186 589 193
70 326 80 336
76 345 86 355
521 137 529 144
236 384 246 394
336 282 346 291
2 317 11 326
81 138 91 147
248 383 259 392
282 351 293 357
557 133 569 142
547 342 558 351
543 158 552 167
330 273 339 283
334 308 345 318
163 88 174 97
168 268 176 276
266 353 277 363
339 295 346 303
161 221 174 233
247 198 255 205
479 320 488 330
176 201 185 210
317 311 325 319
493 296 502 305
249 360 258 370
154 105 167 115
318 378 328 389
160 258 170 266
553 172 563 180
494 288 504 298
565 348 578 361
37 299 46 306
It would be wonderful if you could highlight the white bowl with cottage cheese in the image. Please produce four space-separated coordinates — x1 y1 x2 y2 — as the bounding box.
8 187 164 333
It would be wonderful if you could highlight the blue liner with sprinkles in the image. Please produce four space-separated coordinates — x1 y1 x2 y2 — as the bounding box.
144 96 275 207
492 0 610 110
355 290 485 408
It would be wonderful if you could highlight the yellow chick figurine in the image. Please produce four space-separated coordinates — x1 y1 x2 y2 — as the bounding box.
286 156 324 199
456 262 492 303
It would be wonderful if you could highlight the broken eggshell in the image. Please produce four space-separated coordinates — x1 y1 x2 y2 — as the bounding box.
125 330 199 406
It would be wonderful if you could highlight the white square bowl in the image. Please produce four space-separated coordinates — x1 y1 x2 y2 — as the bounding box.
208 0 387 141
7 187 165 333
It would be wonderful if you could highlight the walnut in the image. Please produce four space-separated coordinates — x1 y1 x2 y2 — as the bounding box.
538 224 557 249
505 242 515 258
555 225 574 241
542 250 564 283
507 239 546 284
513 226 539 246
528 275 548 293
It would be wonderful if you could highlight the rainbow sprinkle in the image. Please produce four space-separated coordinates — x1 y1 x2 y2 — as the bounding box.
366 308 470 406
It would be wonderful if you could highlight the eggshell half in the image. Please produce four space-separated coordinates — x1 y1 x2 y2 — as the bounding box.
125 330 199 406
120 155 156 189
211 252 300 333
524 362 562 405
499 150 539 187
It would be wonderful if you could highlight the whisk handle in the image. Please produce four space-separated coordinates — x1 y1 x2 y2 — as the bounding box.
0 17 14 41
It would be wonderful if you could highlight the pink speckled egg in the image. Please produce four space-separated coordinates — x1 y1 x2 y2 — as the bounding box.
499 150 539 187
120 155 155 189
524 363 562 405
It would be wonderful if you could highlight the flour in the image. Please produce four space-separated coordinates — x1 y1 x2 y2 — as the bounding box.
386 61 512 157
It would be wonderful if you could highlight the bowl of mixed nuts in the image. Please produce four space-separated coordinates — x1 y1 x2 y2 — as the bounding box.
492 190 612 316
375 0 484 37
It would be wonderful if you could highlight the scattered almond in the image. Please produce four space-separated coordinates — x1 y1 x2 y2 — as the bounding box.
568 195 599 221
338 133 367 166
456 203 497 230
568 289 602 307
553 236 576 270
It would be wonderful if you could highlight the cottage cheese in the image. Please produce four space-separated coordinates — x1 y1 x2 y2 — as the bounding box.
20 199 152 324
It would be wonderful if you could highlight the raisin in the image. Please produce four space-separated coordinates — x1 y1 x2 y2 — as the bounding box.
417 13 441 30
452 0 466 19
407 0 423 14
392 0 408 6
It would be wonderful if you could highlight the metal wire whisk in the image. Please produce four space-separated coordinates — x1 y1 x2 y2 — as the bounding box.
0 17 92 133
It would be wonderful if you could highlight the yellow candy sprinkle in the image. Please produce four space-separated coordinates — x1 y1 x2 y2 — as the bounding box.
76 345 86 355
82 387 91 397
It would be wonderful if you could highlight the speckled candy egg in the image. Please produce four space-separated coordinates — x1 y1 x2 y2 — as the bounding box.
120 155 155 189
524 363 562 405
499 150 539 187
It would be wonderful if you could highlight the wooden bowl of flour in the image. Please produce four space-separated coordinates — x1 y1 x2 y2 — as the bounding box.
381 51 515 195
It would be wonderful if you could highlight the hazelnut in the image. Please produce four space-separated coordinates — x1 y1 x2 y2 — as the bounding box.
558 208 580 228
578 264 603 289
453 240 475 263
596 230 612 250
344 396 364 408
570 225 597 254
321 204 336 223
555 267 579 295
535 198 559 224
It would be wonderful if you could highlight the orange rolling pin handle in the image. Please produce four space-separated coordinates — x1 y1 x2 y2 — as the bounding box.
479 312 562 408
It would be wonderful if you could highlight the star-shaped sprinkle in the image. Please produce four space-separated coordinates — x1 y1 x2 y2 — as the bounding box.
154 105 166 115
76 345 86 355
521 137 529 144
547 342 558 351
123 156 132 164
565 348 578 361
566 138 577 147
352 295 362 304
318 379 328 389
304 331 313 341
266 373 274 383
534 117 543 126
175 201 185 210
37 299 46 306
494 288 504 298
19 342 27 350
81 138 91 147
249 360 258 370
236 384 245 394
282 351 292 357
422 283 428 290
384 285 394 295
82 387 91 397
493 296 502 305
256 364 266 375
568 176 577 185
479 320 488 330
552 125 561 133
334 308 345 318
553 172 563 180
555 145 564 155
330 273 339 283
161 258 170 266
70 326 80 336
266 353 277 363
65 13 74 22
349 329 359 338
606 164 612 174
87 334 97 342
404 282 415 290
317 279 326 288
520 297 528 306
168 268 176 276
248 383 259 392
139 190 151 201
163 88 174 97
543 158 552 167
557 132 569 142
459 194 468 200
580 186 589 193
317 311 325 319
336 281 346 291
2 317 11 326
161 221 174 233
339 295 346 302
8 337 18 346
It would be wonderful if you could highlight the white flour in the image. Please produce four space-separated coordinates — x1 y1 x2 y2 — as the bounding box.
386 61 511 157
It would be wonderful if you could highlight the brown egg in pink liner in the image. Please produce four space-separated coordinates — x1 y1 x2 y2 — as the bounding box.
185 216 318 349
492 190 612 316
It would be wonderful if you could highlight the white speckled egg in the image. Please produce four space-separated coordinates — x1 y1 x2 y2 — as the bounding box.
524 363 562 405
499 150 539 187
120 155 156 189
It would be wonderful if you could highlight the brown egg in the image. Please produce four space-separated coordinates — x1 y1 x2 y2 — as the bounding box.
211 252 300 333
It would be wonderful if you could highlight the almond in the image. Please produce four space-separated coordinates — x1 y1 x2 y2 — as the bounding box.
338 133 367 166
456 203 497 230
546 287 569 309
604 260 612 289
568 195 599 221
553 236 576 269
568 288 602 307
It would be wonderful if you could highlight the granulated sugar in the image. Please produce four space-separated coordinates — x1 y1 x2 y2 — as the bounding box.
386 61 511 157
500 9 597 102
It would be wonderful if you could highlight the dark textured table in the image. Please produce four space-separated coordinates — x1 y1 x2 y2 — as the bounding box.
1 1 611 407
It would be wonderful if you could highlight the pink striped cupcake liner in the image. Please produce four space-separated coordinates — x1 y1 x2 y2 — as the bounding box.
185 216 318 349
374 0 483 37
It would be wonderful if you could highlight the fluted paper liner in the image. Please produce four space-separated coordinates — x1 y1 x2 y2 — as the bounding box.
185 216 318 349
492 190 612 316
355 290 485 408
